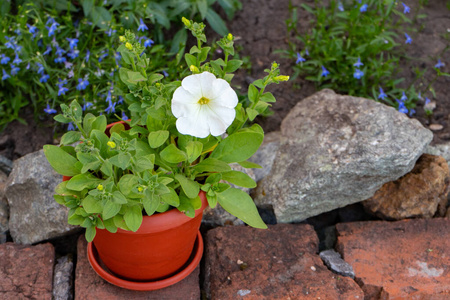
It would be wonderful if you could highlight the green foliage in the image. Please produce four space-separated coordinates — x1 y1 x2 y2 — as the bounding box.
282 0 449 116
45 21 288 242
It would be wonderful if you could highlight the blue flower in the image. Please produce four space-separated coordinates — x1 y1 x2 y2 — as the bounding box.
77 78 89 90
397 101 408 114
43 46 52 56
114 52 121 65
106 90 112 104
321 66 330 77
162 70 169 77
408 108 415 116
44 103 57 114
106 28 116 37
105 101 117 114
47 21 60 37
27 24 38 34
66 38 79 50
122 111 128 120
54 56 66 64
117 96 124 104
57 78 67 88
64 61 73 69
353 57 363 67
378 87 387 100
12 54 22 65
353 69 364 79
85 49 90 63
360 4 368 12
4 36 16 50
425 97 431 105
82 101 93 111
46 17 56 25
144 38 154 48
10 65 20 76
67 50 80 59
1 69 10 81
40 74 50 83
404 33 412 44
55 46 66 57
0 54 10 65
58 86 69 96
296 52 306 64
305 48 310 56
400 91 407 102
98 49 109 62
138 18 148 32
36 63 45 74
435 59 445 69
338 2 344 11
401 3 410 14
67 122 75 131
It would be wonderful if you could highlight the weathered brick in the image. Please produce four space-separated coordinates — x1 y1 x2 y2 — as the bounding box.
336 218 450 299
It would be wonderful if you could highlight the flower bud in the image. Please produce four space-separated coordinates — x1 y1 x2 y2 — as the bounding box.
137 186 143 192
97 184 104 191
190 65 199 73
107 141 116 148
274 75 290 82
182 17 191 27
227 33 233 41
119 36 126 42
125 42 133 50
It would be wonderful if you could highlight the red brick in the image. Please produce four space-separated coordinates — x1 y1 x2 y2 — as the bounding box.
336 218 450 299
205 224 363 299
0 242 54 300
75 235 200 299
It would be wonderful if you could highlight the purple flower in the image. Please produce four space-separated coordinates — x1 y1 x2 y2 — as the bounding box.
425 97 430 105
67 50 80 59
67 122 75 131
401 3 410 14
378 87 387 100
360 4 368 12
321 66 330 77
85 49 90 63
0 54 10 65
64 61 73 69
305 48 310 56
138 18 148 32
338 2 344 11
40 74 50 83
353 69 364 79
353 57 363 67
296 52 306 64
66 38 79 50
44 103 57 114
114 52 121 65
162 70 169 77
144 38 154 48
77 78 89 90
405 33 412 44
10 65 20 76
435 59 445 69
1 69 10 81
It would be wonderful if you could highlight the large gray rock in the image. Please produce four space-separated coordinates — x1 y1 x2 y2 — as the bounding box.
254 89 433 223
6 150 79 244
249 131 281 182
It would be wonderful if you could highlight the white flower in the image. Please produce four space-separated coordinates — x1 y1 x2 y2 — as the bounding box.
171 72 238 138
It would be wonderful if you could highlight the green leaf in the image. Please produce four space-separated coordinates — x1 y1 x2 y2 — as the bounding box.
54 114 72 123
193 157 231 173
82 195 103 214
197 0 208 19
81 0 94 16
177 195 196 218
175 174 199 199
124 205 143 232
186 141 203 163
100 160 113 177
206 193 217 208
221 171 256 188
103 200 121 220
206 8 229 36
248 84 259 103
85 225 96 242
143 189 159 216
68 213 85 226
260 92 276 103
160 144 187 164
61 131 82 145
66 173 102 191
148 130 169 148
133 155 154 172
238 161 262 169
103 218 118 233
118 174 139 196
160 188 180 207
246 108 258 121
185 53 197 68
217 188 267 228
81 161 102 174
110 153 132 169
43 145 81 176
225 59 243 73
210 125 264 163
112 191 128 204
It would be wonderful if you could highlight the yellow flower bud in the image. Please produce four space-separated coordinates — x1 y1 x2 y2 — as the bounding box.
181 17 191 27
190 65 199 73
137 186 143 192
125 42 133 50
97 184 104 191
227 33 233 41
274 75 290 82
272 62 279 69
107 141 116 148
119 36 126 42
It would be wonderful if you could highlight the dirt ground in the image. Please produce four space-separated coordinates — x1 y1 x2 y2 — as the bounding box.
0 0 449 160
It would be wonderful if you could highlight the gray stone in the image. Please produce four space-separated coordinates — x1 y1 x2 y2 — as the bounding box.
5 150 79 244
426 142 450 169
249 131 281 182
53 255 74 300
0 170 9 234
254 89 433 223
320 249 355 279
0 155 13 175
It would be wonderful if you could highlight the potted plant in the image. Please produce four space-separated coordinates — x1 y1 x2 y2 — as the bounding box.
44 19 288 290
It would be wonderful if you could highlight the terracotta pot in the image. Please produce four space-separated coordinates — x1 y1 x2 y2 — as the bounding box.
93 191 208 281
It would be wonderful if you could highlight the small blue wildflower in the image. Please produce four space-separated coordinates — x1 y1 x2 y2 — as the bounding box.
397 101 408 114
425 97 431 105
85 49 90 63
435 59 445 69
55 46 66 57
44 103 57 114
400 91 407 102
67 50 80 59
98 49 109 62
43 46 52 56
321 66 330 77
47 21 60 37
64 61 73 69
27 24 38 34
296 52 306 64
353 57 363 68
114 52 121 65
117 96 124 104
54 56 66 64
360 4 368 12
0 54 10 65
106 28 116 37
138 18 148 32
378 87 388 100
353 69 364 79
122 111 128 120
1 69 10 81
13 54 22 65
305 48 309 56
66 38 79 50
10 65 20 76
46 17 56 25
82 101 93 111
26 63 30 70
58 86 69 96
14 45 22 54
56 78 67 88
37 39 43 47
162 70 169 77
144 38 154 48
14 28 21 35
418 92 422 100
68 70 74 78
404 33 412 44
338 2 344 11
105 101 117 114
106 90 112 104
36 63 45 74
408 108 416 116
77 78 89 91
40 74 50 83
401 3 410 14
67 122 75 131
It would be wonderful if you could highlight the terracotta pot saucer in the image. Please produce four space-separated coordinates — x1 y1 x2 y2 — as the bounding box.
87 231 203 291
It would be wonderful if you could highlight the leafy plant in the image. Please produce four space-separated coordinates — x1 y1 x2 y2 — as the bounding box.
43 20 288 242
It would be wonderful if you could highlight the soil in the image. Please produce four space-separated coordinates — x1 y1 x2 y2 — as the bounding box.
0 0 449 159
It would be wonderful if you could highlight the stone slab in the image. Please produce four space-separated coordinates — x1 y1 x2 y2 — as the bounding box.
75 235 200 299
0 242 55 300
205 224 363 299
336 218 450 299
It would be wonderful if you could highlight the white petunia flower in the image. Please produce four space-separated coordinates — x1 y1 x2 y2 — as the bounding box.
171 72 238 138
